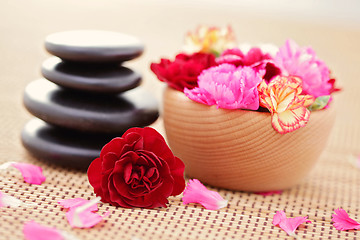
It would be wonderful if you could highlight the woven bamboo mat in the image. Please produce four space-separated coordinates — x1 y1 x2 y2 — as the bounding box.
1 136 359 240
1 0 360 239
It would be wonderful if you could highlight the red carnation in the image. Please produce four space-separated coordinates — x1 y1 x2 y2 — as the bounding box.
150 52 216 91
87 127 185 209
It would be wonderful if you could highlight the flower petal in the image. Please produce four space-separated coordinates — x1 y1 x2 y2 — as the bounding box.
276 91 296 113
272 210 287 226
66 209 110 229
58 198 98 212
182 179 227 210
11 162 45 185
272 107 310 134
87 158 103 198
273 211 311 236
279 216 311 236
0 162 46 185
23 221 79 240
0 191 24 208
23 221 64 240
332 208 360 231
0 161 15 170
348 154 360 169
255 190 283 196
275 39 332 97
65 197 109 228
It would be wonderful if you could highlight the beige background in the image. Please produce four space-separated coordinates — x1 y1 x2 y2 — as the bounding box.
1 0 360 239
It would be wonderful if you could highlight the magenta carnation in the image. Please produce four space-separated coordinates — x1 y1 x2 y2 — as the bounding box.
217 48 280 81
184 64 262 110
275 39 332 97
216 47 272 66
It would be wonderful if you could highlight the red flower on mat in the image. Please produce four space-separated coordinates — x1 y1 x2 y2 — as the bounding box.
332 208 360 231
150 52 216 91
88 127 185 209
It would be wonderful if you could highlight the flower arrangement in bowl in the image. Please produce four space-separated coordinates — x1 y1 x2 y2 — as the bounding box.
151 26 340 192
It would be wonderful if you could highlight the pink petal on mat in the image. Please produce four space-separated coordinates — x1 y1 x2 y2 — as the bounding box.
64 197 109 228
332 208 360 231
273 210 311 237
348 154 360 169
23 221 63 240
255 190 283 196
11 162 46 185
58 198 98 212
23 220 79 240
0 190 24 208
182 179 228 210
66 208 110 229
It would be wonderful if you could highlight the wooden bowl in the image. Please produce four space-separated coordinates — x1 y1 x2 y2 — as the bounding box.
163 87 336 192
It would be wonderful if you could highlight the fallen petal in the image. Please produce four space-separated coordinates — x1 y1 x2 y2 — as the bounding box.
332 208 360 231
182 179 228 210
0 191 24 208
58 198 98 212
64 197 109 228
23 221 63 240
255 190 283 196
348 154 360 169
272 210 288 226
11 162 46 185
0 161 16 170
273 210 311 236
67 209 110 229
23 221 79 240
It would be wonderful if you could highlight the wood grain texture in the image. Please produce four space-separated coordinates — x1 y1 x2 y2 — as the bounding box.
163 87 336 192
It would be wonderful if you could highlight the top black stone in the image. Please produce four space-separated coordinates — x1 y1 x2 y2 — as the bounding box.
45 30 144 63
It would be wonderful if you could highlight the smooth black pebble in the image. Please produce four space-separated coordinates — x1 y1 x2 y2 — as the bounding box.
45 30 144 63
23 79 159 133
41 57 141 93
21 118 116 170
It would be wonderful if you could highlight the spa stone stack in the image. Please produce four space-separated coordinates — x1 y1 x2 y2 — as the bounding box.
22 30 159 170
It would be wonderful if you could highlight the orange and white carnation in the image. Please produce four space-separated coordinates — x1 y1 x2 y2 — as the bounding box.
258 76 315 134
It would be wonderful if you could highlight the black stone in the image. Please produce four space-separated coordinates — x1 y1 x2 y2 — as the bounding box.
23 79 159 133
21 118 116 170
45 30 144 63
41 57 141 94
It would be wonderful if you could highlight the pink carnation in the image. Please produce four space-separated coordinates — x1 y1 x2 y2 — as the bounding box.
275 39 332 97
184 64 262 110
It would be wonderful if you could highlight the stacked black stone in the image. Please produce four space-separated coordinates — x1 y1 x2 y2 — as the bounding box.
21 30 159 170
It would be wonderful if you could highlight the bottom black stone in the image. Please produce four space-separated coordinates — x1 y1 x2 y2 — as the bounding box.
21 118 120 170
